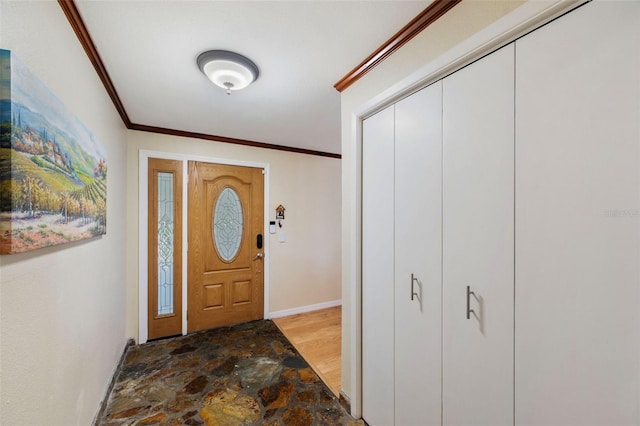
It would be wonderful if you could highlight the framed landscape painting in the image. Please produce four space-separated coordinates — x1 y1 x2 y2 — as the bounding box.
0 49 107 254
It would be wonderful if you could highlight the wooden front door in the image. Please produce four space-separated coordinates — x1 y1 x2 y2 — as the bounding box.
187 161 264 332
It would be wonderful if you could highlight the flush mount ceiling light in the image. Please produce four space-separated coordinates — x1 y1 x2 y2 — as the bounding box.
197 50 259 95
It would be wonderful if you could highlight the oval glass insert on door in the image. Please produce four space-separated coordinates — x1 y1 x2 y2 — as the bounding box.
213 187 244 261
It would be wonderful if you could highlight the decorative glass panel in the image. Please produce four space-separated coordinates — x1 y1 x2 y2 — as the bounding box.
213 187 244 261
157 172 174 316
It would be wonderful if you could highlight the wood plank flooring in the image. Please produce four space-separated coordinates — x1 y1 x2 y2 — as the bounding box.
272 306 341 396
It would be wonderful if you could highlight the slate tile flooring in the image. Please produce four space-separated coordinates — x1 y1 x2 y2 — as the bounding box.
97 320 362 425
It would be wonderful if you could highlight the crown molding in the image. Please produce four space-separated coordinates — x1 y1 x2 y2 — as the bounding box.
129 123 341 159
57 0 341 159
333 0 462 93
58 0 131 127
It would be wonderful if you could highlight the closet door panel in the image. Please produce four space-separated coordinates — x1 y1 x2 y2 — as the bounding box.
442 44 515 426
394 82 443 425
362 105 395 426
515 2 640 424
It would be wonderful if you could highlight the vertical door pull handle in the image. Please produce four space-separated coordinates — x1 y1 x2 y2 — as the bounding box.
411 273 419 301
466 285 475 319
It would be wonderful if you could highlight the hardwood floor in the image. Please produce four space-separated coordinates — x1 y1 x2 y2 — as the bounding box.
272 306 341 396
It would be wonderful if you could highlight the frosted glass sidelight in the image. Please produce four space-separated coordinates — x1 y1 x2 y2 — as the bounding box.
157 172 174 316
213 187 244 261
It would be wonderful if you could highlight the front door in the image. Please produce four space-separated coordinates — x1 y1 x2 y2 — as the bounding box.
187 161 264 332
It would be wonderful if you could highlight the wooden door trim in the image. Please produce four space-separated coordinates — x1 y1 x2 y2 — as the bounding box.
138 150 270 344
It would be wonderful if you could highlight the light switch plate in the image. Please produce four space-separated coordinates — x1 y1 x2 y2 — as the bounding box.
278 232 285 243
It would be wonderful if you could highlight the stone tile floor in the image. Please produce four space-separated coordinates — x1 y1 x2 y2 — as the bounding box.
97 320 363 425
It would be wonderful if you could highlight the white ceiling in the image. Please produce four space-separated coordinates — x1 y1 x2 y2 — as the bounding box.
74 0 430 155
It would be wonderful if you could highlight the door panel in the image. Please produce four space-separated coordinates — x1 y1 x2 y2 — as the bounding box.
442 44 514 426
147 158 183 340
394 82 442 426
188 161 264 332
515 2 640 424
362 104 395 426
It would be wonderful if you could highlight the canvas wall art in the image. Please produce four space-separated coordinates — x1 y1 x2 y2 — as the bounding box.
0 49 107 254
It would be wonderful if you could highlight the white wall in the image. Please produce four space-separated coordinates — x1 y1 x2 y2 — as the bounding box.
339 0 526 412
126 131 341 339
0 1 128 425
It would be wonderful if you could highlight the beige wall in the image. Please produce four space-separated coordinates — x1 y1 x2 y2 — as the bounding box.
126 131 341 339
340 0 525 409
0 1 128 425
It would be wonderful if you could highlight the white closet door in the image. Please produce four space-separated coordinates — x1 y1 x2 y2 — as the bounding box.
394 82 443 425
442 44 515 426
362 105 395 426
515 2 640 424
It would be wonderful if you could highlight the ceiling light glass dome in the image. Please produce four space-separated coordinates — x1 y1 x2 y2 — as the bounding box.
197 50 259 94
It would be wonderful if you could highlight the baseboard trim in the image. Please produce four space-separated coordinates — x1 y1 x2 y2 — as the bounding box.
267 299 342 319
339 390 352 412
92 338 135 425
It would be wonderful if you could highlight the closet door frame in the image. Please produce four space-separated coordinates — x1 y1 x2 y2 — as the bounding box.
347 0 586 418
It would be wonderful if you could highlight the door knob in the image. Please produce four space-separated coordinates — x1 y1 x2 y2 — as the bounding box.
253 253 264 260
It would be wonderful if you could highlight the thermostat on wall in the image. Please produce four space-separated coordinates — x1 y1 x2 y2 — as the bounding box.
269 221 276 234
